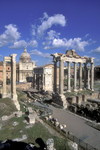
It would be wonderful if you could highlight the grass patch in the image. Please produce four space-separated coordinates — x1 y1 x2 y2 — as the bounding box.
0 116 70 150
0 98 17 117
0 91 70 150
64 90 93 97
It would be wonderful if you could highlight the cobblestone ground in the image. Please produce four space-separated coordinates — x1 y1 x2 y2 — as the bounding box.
49 105 100 150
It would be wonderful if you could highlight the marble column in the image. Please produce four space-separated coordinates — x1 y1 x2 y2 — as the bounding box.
84 63 87 89
54 60 57 93
79 63 82 90
87 67 90 90
11 54 17 101
74 62 77 91
59 59 64 95
67 62 71 92
11 54 20 110
90 63 94 91
2 60 7 98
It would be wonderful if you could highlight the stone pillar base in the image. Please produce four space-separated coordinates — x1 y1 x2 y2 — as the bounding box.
74 89 78 92
52 93 67 109
12 94 20 111
11 94 17 101
2 93 7 98
67 90 71 92
79 88 82 91
91 89 94 92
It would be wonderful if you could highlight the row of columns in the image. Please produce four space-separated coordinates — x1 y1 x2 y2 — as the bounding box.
54 59 94 94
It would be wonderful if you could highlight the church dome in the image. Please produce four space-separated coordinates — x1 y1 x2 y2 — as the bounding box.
20 49 31 63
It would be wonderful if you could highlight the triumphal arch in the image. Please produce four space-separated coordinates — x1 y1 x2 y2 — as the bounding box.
51 49 94 108
2 54 20 110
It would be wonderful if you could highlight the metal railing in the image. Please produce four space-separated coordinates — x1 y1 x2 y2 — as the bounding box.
43 118 99 150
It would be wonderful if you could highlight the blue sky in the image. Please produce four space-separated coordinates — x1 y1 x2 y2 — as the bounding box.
0 0 100 66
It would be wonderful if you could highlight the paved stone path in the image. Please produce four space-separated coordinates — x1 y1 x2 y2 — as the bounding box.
49 105 100 150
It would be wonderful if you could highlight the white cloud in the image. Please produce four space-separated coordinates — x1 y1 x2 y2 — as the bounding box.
30 49 51 58
37 13 66 35
0 24 20 47
28 40 38 47
32 25 36 36
91 46 100 53
47 30 60 40
10 39 38 49
10 40 27 49
51 37 89 51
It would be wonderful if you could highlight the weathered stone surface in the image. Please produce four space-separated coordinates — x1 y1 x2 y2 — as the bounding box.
46 138 56 150
0 124 2 130
12 121 19 126
52 93 67 109
14 111 22 117
2 54 20 111
52 50 94 106
28 114 35 124
13 134 27 142
1 115 8 121
28 107 33 113
68 141 78 150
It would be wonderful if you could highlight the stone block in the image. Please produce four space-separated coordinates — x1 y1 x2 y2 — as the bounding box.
28 114 35 124
14 111 22 117
2 115 8 121
46 138 56 150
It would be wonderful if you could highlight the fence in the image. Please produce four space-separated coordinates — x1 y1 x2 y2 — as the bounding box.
42 118 99 150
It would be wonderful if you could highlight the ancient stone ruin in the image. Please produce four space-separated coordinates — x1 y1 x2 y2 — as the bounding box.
51 49 94 108
2 54 20 111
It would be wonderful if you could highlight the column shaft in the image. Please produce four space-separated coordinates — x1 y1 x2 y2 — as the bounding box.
79 63 82 90
74 62 77 91
59 59 64 94
91 63 94 91
67 62 71 92
11 54 17 100
54 60 57 93
87 68 90 89
84 63 87 89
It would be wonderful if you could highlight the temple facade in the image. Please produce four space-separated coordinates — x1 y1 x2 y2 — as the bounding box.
52 49 94 94
51 49 94 108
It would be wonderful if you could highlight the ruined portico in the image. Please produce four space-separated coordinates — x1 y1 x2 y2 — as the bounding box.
51 50 94 108
2 54 20 111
